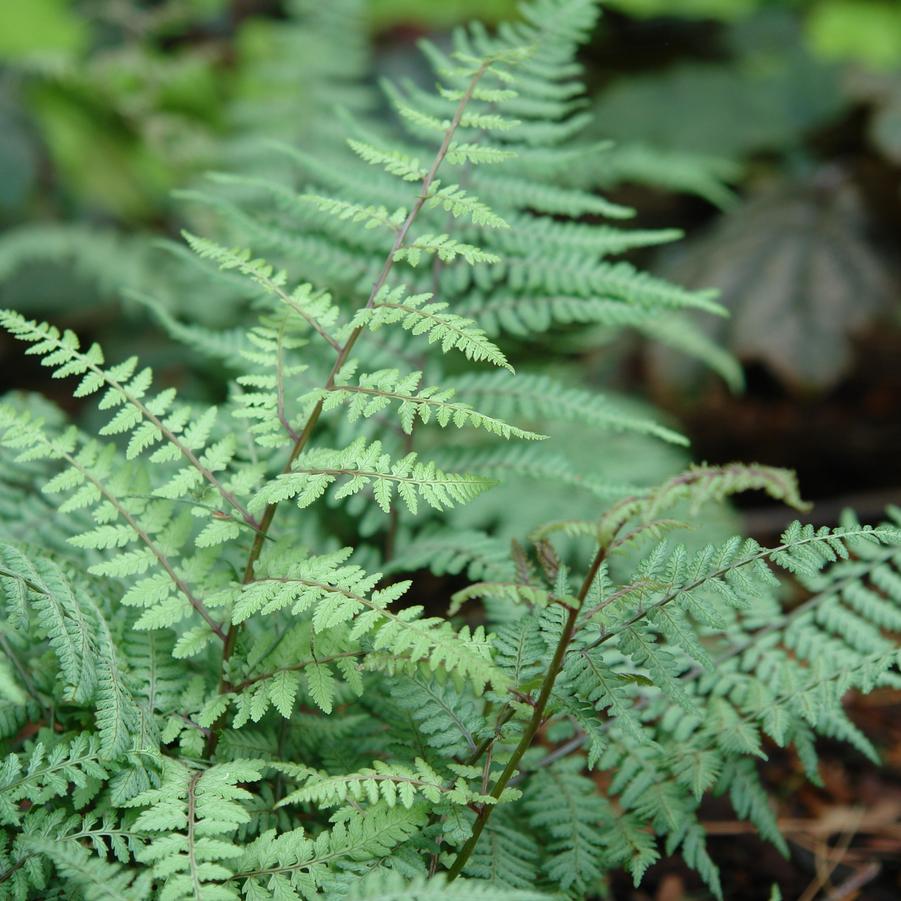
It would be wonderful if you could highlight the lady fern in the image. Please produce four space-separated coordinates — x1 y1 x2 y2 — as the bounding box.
0 1 899 899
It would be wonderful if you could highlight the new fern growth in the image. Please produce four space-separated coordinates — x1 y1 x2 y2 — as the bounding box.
0 1 899 899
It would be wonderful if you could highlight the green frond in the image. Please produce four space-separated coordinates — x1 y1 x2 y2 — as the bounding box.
302 194 408 233
499 257 725 316
435 444 639 500
352 285 513 371
471 172 634 218
597 462 812 546
17 837 151 901
180 232 342 348
444 371 688 445
523 763 607 893
250 437 496 516
347 139 428 182
0 1 897 896
320 368 545 439
464 292 654 338
392 676 482 759
0 313 252 528
385 528 514 583
446 143 518 166
462 811 540 889
276 758 498 811
601 812 660 886
232 806 427 896
426 184 510 229
1 734 107 827
0 544 143 757
395 234 501 267
639 314 745 392
348 871 550 899
130 290 251 365
130 758 265 898
451 581 558 615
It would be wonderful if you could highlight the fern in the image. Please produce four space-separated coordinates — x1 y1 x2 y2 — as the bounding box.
128 757 265 899
0 1 897 899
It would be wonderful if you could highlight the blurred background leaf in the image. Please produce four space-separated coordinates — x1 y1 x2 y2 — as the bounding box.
807 0 901 69
0 0 89 61
649 173 893 392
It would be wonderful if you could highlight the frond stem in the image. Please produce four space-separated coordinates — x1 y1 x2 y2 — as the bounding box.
187 770 202 901
229 651 364 693
445 542 607 880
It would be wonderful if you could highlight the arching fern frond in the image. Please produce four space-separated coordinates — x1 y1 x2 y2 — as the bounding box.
0 312 254 528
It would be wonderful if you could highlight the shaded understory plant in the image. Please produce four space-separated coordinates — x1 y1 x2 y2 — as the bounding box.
0 1 899 899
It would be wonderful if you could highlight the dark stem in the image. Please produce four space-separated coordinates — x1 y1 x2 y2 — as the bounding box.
444 543 607 881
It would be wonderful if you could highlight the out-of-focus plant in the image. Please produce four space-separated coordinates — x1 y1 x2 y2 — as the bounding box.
807 0 901 70
648 172 894 393
0 0 231 220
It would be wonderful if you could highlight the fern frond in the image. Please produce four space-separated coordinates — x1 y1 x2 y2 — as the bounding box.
462 811 539 889
250 438 496 516
352 285 513 371
434 444 638 500
385 528 514 583
523 762 607 894
392 676 482 758
0 734 107 827
395 234 501 267
181 232 342 351
471 172 634 219
426 183 510 229
130 757 264 899
0 312 254 527
302 194 408 234
276 758 498 810
232 806 427 894
597 462 811 546
17 836 151 901
0 405 227 641
463 292 654 338
320 368 545 440
444 371 687 445
347 138 428 182
219 548 504 697
347 871 550 899
587 524 897 656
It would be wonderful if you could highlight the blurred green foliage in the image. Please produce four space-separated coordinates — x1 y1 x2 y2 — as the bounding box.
604 0 761 18
369 0 519 27
0 0 229 219
591 16 844 163
0 0 898 401
0 0 89 59
808 0 901 69
1 0 898 223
